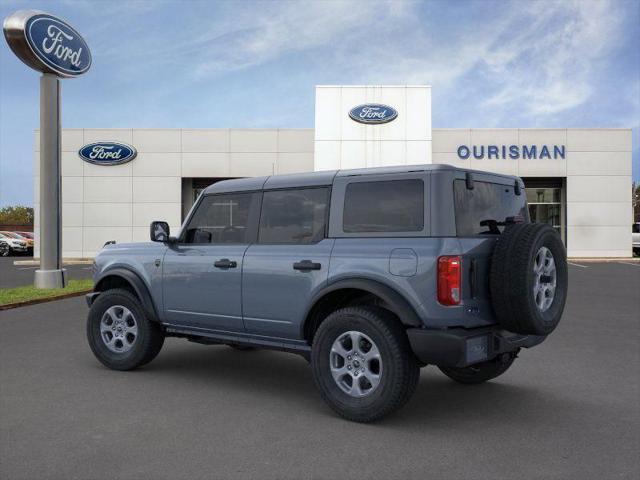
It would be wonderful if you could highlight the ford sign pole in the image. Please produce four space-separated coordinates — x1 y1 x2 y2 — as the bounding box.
3 10 91 288
39 73 63 287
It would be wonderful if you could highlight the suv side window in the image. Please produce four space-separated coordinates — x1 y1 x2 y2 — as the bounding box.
259 188 329 244
183 193 257 244
453 179 528 236
343 179 424 233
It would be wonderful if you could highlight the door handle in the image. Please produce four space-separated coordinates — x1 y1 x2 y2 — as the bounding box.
214 258 237 269
293 260 321 271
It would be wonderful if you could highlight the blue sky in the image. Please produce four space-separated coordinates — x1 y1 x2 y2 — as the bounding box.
1 0 638 206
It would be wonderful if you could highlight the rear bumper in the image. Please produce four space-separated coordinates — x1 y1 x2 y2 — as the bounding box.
407 326 546 368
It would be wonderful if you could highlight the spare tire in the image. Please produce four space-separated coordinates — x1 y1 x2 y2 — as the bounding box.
490 223 567 335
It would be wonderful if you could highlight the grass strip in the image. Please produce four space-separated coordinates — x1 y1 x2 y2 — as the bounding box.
0 279 93 308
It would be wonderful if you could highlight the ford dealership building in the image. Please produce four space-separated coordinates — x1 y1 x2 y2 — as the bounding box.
32 85 634 258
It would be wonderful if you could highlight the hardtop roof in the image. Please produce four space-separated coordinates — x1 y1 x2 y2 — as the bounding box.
203 164 519 194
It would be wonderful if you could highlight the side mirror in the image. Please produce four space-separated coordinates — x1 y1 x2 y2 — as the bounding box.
150 221 170 242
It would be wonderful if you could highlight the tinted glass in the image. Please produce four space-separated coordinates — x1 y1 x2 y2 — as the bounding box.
454 180 529 236
633 223 640 234
184 193 255 244
259 188 329 244
526 188 561 203
343 180 424 233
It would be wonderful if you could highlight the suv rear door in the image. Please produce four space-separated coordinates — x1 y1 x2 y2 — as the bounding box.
451 173 529 321
162 192 260 332
242 186 333 339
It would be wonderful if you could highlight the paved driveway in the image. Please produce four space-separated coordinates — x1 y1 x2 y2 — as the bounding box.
1 263 638 479
0 257 92 289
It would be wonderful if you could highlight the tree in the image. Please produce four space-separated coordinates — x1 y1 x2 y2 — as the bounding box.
0 205 34 225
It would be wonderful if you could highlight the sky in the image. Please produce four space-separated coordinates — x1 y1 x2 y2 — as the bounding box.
0 0 638 206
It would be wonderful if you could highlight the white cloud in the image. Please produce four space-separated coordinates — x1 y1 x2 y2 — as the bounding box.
481 0 624 116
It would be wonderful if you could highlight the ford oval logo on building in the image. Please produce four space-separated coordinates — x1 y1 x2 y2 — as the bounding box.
349 104 398 125
79 142 137 166
3 10 91 77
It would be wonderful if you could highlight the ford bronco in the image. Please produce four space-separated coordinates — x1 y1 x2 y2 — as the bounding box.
86 164 567 422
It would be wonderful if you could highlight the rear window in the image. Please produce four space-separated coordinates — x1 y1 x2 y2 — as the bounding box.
343 179 424 233
454 179 528 236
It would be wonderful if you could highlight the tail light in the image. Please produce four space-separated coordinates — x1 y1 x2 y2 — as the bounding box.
438 256 461 306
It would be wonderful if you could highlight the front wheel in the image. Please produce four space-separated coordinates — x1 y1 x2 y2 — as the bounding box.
87 288 164 371
311 306 419 423
438 351 518 384
0 243 9 257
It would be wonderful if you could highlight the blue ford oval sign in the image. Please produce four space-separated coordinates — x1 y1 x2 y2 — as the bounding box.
79 142 137 166
349 104 398 125
3 10 91 77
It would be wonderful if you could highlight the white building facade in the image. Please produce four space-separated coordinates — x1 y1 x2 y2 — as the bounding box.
33 85 633 258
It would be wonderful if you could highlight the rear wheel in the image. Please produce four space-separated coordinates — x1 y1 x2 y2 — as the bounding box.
311 306 419 423
87 288 164 371
439 351 518 384
0 243 9 257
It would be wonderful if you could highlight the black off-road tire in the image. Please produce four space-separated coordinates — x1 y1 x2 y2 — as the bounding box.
87 288 164 371
490 223 568 335
439 351 518 384
311 306 420 423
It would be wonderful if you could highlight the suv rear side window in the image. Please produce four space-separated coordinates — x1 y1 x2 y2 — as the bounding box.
454 179 528 236
343 179 424 233
184 193 256 244
259 188 329 244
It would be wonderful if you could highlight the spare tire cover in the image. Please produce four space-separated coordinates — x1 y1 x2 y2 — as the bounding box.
490 223 568 335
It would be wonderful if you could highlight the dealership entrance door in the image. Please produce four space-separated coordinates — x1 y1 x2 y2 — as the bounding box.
523 178 565 244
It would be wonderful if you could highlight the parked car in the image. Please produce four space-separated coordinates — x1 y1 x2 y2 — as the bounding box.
4 231 34 250
0 239 9 257
633 222 640 256
0 232 28 256
15 231 34 240
86 164 568 422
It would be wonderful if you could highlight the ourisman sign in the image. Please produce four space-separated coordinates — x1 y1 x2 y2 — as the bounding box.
457 144 566 160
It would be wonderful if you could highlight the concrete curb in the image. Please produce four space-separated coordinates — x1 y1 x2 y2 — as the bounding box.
0 289 91 311
13 259 93 266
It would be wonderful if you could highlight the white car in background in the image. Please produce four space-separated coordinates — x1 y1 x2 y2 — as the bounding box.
633 223 640 256
0 232 28 256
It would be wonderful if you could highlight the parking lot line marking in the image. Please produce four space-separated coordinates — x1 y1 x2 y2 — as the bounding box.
617 262 640 267
568 262 588 268
18 267 38 270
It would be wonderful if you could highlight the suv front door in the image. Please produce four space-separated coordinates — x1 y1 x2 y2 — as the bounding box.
162 192 260 332
242 187 333 340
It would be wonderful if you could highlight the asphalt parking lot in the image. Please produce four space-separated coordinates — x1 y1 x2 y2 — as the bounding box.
1 262 639 480
0 257 92 289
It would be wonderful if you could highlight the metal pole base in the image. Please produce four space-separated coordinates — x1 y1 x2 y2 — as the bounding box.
34 269 67 289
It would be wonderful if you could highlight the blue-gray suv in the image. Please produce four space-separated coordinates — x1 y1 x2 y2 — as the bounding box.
86 164 568 422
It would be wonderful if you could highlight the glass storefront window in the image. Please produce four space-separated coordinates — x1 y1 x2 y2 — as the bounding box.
525 187 564 242
526 188 561 204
